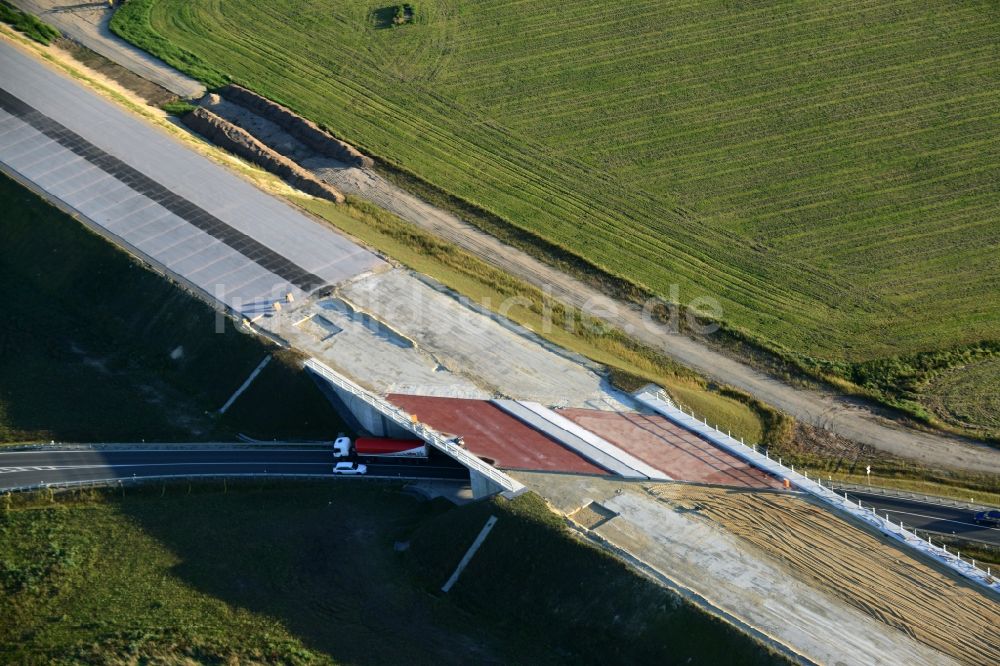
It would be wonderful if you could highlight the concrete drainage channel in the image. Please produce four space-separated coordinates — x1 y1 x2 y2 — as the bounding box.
317 297 415 349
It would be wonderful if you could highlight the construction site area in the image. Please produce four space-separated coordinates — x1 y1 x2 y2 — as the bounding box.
0 15 997 666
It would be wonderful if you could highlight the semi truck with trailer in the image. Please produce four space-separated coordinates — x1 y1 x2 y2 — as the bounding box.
332 436 428 459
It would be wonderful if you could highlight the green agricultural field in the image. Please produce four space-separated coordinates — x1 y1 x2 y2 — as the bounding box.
0 482 784 664
922 358 1000 434
0 174 346 442
111 0 999 429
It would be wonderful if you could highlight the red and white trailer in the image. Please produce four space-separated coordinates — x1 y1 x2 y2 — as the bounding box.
332 436 428 459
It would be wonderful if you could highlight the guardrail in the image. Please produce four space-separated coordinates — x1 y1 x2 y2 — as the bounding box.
0 472 464 496
828 481 998 512
1 442 331 452
304 358 524 495
635 388 1000 595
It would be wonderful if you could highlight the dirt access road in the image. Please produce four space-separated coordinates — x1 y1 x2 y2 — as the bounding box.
316 165 1000 476
8 0 203 97
22 0 996 474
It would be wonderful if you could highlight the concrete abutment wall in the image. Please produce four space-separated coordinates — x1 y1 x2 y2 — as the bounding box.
308 370 413 438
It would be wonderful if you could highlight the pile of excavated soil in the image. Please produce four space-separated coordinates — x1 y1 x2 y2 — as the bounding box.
646 484 1000 665
182 107 344 203
221 84 372 167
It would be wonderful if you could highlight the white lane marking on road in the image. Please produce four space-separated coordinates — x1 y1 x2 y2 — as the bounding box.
0 466 57 474
0 461 465 473
881 508 1000 532
1 473 466 492
0 462 331 472
0 449 332 456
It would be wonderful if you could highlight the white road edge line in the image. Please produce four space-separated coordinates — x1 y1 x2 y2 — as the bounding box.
878 508 1000 532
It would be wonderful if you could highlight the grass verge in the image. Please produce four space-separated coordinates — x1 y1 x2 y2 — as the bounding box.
109 0 1000 437
0 482 785 664
831 474 1000 507
295 194 772 445
0 2 59 45
772 448 1000 497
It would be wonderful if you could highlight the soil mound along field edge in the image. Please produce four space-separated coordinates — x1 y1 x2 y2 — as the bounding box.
221 84 373 168
182 106 345 203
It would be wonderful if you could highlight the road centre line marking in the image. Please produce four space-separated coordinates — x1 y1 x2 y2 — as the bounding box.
880 508 1000 532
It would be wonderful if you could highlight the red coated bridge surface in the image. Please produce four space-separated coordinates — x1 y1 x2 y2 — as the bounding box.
387 395 606 475
388 394 780 489
559 409 782 489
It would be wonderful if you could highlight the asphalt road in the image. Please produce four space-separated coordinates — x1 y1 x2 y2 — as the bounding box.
843 490 1000 546
0 448 469 491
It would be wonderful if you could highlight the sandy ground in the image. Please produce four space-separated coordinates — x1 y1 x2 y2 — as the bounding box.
11 0 996 473
262 281 487 398
647 484 1000 665
7 24 996 665
341 270 631 408
521 472 998 666
316 162 1000 474
261 269 631 408
9 0 203 97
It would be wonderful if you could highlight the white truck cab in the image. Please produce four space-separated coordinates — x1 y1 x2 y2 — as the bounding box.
332 436 352 458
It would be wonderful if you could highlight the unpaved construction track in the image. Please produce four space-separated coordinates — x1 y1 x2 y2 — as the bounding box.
8 0 997 473
309 170 1000 475
648 484 1000 665
8 0 202 97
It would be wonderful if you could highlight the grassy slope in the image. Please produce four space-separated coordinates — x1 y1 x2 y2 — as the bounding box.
111 0 999 365
0 174 346 442
409 492 785 664
0 483 518 665
921 357 1000 433
0 483 784 664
